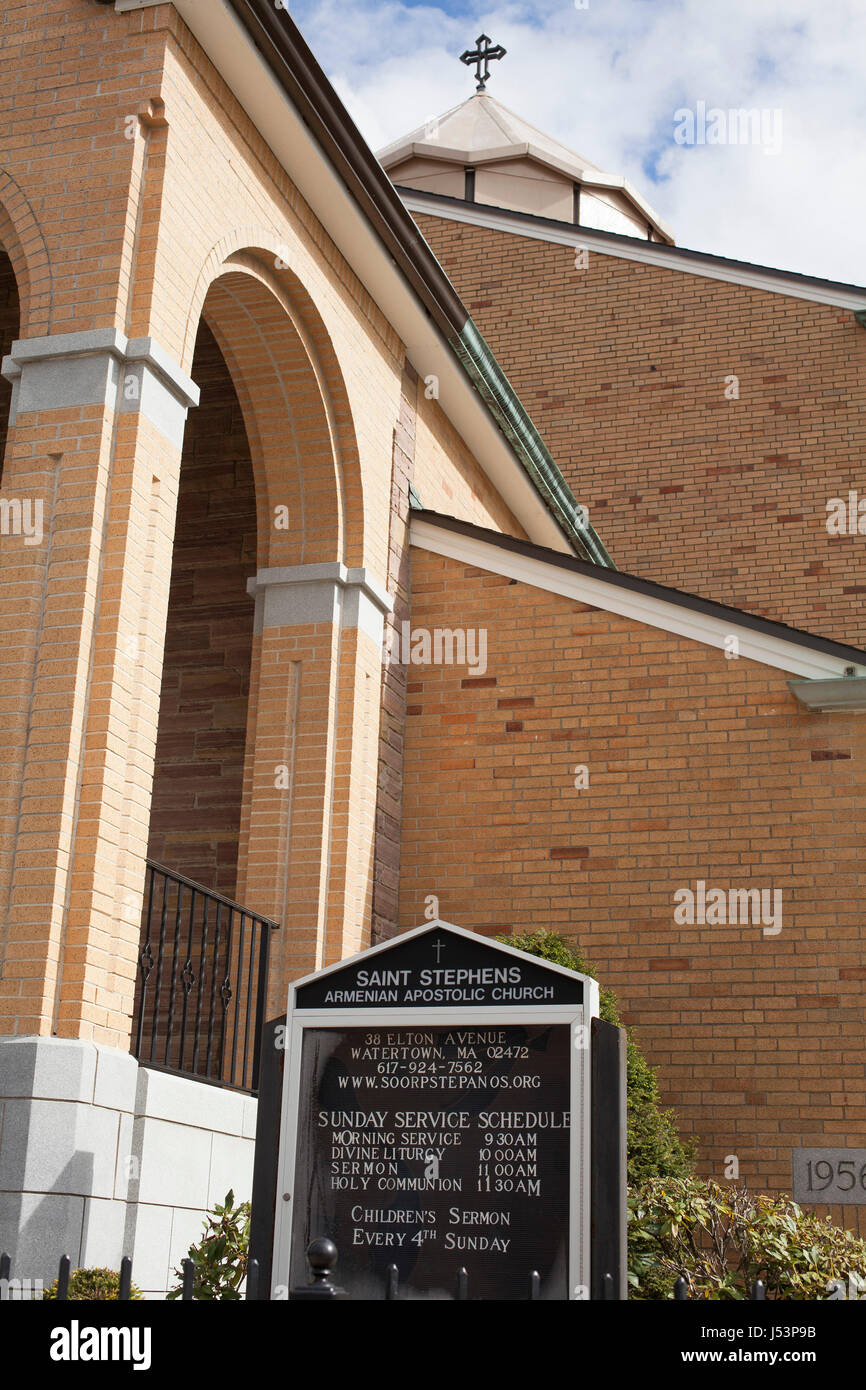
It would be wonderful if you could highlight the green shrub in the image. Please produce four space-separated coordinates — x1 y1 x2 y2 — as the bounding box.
43 1267 143 1300
629 1176 866 1299
167 1189 251 1300
502 929 695 1184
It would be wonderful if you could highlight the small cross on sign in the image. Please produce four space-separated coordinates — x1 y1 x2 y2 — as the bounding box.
460 34 506 92
431 938 446 963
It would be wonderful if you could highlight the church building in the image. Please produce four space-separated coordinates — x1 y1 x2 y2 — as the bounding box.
1 0 865 1295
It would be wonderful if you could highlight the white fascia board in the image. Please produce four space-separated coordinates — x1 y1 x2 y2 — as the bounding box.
788 678 866 711
411 517 866 681
402 193 866 312
169 0 571 555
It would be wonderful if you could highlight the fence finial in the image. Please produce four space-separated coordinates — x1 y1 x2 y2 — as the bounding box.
290 1238 346 1300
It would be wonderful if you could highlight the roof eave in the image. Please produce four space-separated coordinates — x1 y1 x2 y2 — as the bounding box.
161 0 607 561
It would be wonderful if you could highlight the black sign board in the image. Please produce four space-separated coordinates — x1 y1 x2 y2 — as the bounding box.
289 1022 570 1299
273 921 596 1300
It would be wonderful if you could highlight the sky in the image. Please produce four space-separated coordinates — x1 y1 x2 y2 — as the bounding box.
291 0 866 286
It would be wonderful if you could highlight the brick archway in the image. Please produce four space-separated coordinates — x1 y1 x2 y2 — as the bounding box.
185 241 365 569
0 174 51 338
143 251 385 1038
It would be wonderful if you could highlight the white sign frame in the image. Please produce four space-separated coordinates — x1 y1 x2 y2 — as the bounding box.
271 920 599 1300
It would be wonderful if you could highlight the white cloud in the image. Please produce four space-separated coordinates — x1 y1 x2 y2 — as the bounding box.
292 0 866 284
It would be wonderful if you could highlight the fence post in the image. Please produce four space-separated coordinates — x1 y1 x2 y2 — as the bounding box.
455 1267 469 1301
528 1270 540 1300
751 1278 766 1300
57 1255 70 1301
246 1258 260 1301
182 1258 195 1300
118 1256 132 1301
290 1238 346 1300
0 1253 10 1300
385 1264 399 1300
591 1017 628 1298
248 1012 286 1298
674 1276 689 1300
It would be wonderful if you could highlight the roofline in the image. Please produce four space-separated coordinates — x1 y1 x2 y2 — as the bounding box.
398 188 866 310
154 0 609 563
223 0 465 341
410 508 866 676
380 139 674 244
376 91 611 178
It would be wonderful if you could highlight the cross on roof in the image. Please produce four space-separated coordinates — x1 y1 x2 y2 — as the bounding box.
460 34 506 93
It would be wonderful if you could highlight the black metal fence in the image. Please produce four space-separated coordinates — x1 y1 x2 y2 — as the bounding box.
132 860 278 1093
675 1276 767 1300
288 1238 599 1300
0 1244 771 1301
0 1251 262 1301
288 1241 771 1300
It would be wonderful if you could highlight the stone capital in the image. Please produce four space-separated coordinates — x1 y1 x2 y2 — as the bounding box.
247 563 394 644
1 328 200 448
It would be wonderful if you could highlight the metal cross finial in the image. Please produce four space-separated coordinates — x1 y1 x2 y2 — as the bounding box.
460 34 506 92
431 938 446 962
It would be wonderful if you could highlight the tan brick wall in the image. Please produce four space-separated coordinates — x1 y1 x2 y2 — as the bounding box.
414 212 866 646
400 545 866 1231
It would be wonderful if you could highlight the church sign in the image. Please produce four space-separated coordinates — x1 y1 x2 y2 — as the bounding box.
271 921 599 1300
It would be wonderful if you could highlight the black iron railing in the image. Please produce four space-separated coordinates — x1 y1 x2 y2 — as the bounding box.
132 860 278 1094
0 1250 263 1301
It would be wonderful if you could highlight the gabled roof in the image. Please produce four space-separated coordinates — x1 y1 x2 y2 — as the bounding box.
410 509 866 681
378 92 674 243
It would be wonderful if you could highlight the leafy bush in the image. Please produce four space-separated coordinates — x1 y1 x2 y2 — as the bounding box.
629 1176 866 1299
43 1267 143 1300
167 1189 251 1300
502 929 695 1184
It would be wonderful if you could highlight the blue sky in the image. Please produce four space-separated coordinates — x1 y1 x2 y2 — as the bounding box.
291 0 866 284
